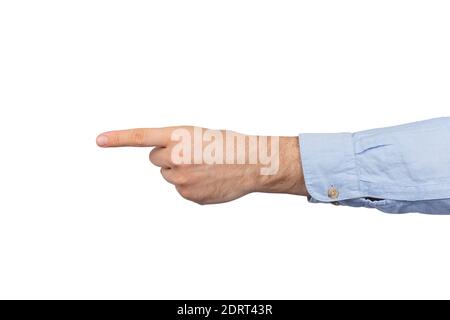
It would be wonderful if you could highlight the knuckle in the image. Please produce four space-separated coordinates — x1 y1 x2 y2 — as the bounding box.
149 149 158 163
150 148 171 167
165 153 175 167
193 194 209 205
160 168 173 183
173 173 189 186
176 187 208 205
111 134 120 146
176 186 191 200
131 129 146 145
195 199 208 206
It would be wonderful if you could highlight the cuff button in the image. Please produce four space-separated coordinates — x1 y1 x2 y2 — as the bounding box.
328 186 339 199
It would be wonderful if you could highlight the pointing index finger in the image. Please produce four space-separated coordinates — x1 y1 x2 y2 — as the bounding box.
96 128 171 147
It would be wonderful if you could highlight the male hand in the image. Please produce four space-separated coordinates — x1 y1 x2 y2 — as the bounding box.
96 126 307 204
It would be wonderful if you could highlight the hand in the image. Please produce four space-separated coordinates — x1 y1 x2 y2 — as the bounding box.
96 126 307 204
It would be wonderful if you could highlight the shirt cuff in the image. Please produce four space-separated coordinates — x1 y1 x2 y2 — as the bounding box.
299 133 362 202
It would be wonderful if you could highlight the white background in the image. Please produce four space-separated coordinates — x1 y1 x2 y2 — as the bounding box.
0 0 449 299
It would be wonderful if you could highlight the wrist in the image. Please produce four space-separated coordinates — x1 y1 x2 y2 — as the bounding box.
253 136 307 195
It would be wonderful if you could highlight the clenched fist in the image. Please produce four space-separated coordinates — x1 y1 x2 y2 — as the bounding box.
96 126 307 204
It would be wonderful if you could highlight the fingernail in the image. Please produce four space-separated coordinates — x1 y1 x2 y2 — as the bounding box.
96 135 109 147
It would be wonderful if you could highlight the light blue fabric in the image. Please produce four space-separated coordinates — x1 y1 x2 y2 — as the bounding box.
299 117 450 214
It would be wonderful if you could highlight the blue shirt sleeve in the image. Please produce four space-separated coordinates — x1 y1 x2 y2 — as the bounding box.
299 117 450 214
